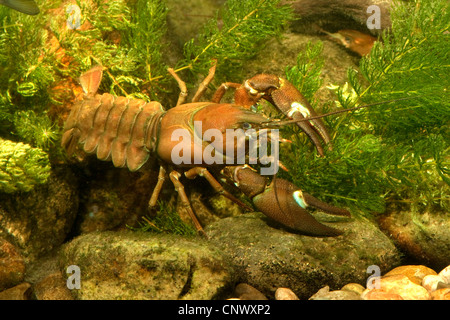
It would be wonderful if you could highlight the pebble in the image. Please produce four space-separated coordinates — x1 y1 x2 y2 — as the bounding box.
364 274 431 300
361 289 403 300
309 286 361 300
421 274 446 292
33 272 74 300
233 283 268 300
430 288 450 300
275 288 299 300
341 283 365 295
0 282 31 300
384 265 437 285
0 238 26 291
438 265 450 284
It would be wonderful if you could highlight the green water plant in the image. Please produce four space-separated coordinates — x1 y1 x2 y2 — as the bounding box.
134 201 197 237
177 0 294 83
0 138 51 193
282 0 449 215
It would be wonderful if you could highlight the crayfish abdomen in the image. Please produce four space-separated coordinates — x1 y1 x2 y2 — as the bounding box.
62 66 165 172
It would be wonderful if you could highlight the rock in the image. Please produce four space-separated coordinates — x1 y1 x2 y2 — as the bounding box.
206 212 402 299
33 272 73 300
233 283 267 300
59 231 235 300
421 275 447 293
384 265 437 285
0 282 31 300
341 283 365 296
309 286 361 300
0 166 78 261
364 275 431 300
275 288 299 300
378 210 450 271
75 164 159 234
430 288 450 300
285 0 392 34
0 238 26 291
165 0 224 49
438 265 450 284
361 289 403 300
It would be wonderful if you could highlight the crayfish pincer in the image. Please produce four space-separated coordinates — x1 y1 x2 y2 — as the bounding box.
61 63 350 236
223 166 350 236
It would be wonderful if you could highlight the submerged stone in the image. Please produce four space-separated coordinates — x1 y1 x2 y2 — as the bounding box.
206 212 402 299
59 231 235 300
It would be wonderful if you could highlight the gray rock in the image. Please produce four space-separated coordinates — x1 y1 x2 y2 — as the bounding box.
33 272 73 300
0 238 26 291
285 0 392 34
59 231 235 300
378 209 450 271
0 166 78 262
206 212 402 299
0 282 31 300
309 285 362 300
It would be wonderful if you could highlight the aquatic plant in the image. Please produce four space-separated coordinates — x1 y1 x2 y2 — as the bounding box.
135 201 197 237
0 138 51 193
0 3 59 191
282 0 449 215
179 0 293 83
0 3 57 141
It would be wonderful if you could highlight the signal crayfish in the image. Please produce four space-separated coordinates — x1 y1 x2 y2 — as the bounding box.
61 63 351 237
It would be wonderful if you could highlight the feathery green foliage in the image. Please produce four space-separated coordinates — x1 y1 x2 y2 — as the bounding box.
134 201 197 237
283 0 449 215
0 138 51 193
285 41 324 102
180 0 294 83
61 0 168 100
0 3 57 139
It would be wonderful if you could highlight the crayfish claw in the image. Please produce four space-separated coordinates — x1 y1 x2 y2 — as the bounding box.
226 166 348 237
253 178 345 236
302 192 351 217
238 74 332 156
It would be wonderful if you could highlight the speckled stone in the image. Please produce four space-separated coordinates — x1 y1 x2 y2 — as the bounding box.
430 288 450 300
0 282 31 300
438 265 450 284
362 289 403 300
365 275 431 300
59 231 235 300
275 287 299 300
234 283 267 300
206 212 401 299
384 265 437 285
33 272 73 300
341 283 365 295
421 274 446 292
0 238 25 291
309 286 362 300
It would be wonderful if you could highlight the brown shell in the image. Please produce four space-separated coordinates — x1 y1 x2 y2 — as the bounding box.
61 93 165 172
